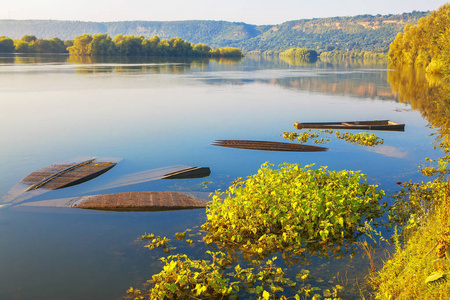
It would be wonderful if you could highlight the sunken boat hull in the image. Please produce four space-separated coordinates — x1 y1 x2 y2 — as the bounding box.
20 159 117 191
212 140 327 152
88 165 212 193
2 157 118 204
71 191 207 212
163 167 211 179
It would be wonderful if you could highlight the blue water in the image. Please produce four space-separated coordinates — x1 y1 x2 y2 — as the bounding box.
0 55 437 299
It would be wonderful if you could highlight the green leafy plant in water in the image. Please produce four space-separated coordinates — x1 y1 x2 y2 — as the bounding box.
202 162 385 260
282 129 332 144
282 129 383 147
175 231 186 240
130 162 385 299
128 249 334 299
389 144 450 229
335 131 383 147
147 251 238 299
141 234 172 253
419 148 450 177
202 181 213 189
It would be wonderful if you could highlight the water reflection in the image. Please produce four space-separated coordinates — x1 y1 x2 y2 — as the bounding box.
0 54 243 75
0 54 398 102
270 74 395 100
278 55 318 66
388 66 450 141
0 53 68 65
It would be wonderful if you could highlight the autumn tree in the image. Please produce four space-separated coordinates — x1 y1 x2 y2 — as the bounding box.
114 35 145 56
90 34 116 56
21 35 37 43
168 37 193 56
15 41 30 53
388 3 450 72
67 34 94 56
0 36 15 53
193 43 211 56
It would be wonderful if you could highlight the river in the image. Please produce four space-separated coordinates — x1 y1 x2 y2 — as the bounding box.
0 54 439 299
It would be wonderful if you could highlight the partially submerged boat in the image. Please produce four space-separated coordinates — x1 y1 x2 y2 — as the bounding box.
18 191 208 212
2 157 118 204
88 165 211 193
21 158 117 191
294 120 405 131
212 140 327 152
163 167 211 179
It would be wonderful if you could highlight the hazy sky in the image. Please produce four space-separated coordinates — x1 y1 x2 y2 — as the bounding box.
1 0 448 25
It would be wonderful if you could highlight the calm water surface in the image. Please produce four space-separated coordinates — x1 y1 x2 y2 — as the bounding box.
0 55 437 299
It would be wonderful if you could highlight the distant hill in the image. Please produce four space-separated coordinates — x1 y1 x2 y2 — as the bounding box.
0 11 428 52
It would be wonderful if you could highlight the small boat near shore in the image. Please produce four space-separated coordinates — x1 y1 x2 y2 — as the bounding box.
294 120 405 131
212 140 327 152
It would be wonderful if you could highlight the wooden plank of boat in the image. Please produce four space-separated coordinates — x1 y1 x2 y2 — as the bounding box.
294 120 405 131
1 157 119 204
69 191 207 211
212 140 327 152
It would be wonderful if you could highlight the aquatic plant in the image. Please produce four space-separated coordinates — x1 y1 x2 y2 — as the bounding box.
141 234 172 253
202 162 385 260
128 162 385 299
282 129 384 147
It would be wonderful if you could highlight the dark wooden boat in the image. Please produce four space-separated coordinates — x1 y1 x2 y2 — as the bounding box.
20 159 117 191
2 157 118 204
163 167 211 179
294 120 405 131
212 140 327 152
16 191 209 212
71 191 206 211
88 165 211 193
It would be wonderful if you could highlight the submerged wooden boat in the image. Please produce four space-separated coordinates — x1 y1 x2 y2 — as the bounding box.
2 157 118 204
20 158 117 191
88 165 211 193
212 140 327 152
163 167 211 179
70 191 207 211
17 191 208 212
294 120 405 131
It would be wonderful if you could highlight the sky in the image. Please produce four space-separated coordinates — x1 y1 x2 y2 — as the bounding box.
0 0 448 25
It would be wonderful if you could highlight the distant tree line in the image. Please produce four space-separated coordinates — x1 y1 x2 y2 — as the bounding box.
320 50 387 61
0 35 70 53
67 33 243 57
0 34 244 58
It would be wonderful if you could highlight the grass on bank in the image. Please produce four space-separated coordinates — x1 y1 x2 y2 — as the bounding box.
369 153 450 299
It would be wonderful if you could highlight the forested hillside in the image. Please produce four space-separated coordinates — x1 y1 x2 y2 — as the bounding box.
388 3 450 75
0 11 428 52
233 11 428 52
